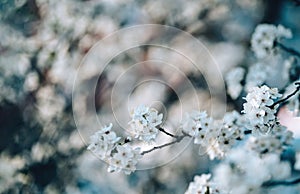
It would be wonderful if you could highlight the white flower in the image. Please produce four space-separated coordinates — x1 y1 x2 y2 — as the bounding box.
146 109 163 127
214 148 270 194
242 85 281 132
247 135 281 154
130 105 149 125
204 111 247 160
277 24 292 38
225 67 245 99
182 110 212 138
107 144 141 174
246 122 292 155
245 63 268 92
251 24 292 58
87 123 121 159
263 154 291 180
129 105 163 143
185 174 222 194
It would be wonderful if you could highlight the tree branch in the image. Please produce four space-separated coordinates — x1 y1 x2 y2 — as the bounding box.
262 177 300 187
158 127 178 138
275 41 300 58
269 82 300 109
141 133 189 155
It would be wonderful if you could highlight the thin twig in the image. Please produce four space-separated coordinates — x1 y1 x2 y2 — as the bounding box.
262 177 300 187
158 127 178 138
141 133 189 155
269 82 300 109
275 41 300 58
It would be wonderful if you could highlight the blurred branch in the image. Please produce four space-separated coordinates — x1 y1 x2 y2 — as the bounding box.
263 177 300 186
275 41 300 58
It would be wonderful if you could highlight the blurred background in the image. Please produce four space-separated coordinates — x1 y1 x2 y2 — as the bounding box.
1 0 300 193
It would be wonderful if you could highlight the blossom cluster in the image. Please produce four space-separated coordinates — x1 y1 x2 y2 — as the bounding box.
242 85 281 133
186 148 292 194
108 144 141 175
129 105 163 143
186 23 300 194
247 122 293 155
225 24 296 100
87 123 142 174
85 21 300 193
181 110 247 160
225 67 245 100
87 123 121 159
213 148 291 194
251 24 292 59
184 174 221 194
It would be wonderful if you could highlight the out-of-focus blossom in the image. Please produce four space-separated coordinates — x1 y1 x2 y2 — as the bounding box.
251 24 292 59
225 67 245 99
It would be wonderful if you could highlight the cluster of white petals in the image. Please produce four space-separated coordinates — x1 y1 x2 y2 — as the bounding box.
242 85 282 133
182 110 248 160
184 174 221 194
245 63 268 92
108 144 142 175
225 67 245 99
87 123 141 174
181 110 213 140
213 148 291 194
247 122 293 155
214 111 246 155
129 105 163 143
87 123 121 159
251 24 292 59
181 111 223 159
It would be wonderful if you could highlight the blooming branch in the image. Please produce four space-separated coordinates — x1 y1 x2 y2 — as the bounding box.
269 82 300 109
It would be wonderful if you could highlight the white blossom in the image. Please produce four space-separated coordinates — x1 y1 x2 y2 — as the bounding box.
87 123 121 159
213 148 290 194
182 110 212 138
225 67 245 99
251 24 292 59
107 144 141 175
263 154 291 180
185 174 222 194
245 63 268 92
242 85 281 133
129 105 163 143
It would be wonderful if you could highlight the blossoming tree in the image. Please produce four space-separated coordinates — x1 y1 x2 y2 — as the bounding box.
87 24 300 194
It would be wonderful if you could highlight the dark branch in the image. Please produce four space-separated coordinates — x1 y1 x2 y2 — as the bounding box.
275 41 300 58
141 133 189 155
263 177 300 187
159 127 178 138
244 130 252 135
269 82 300 109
